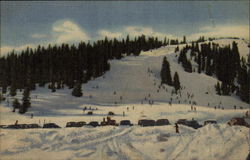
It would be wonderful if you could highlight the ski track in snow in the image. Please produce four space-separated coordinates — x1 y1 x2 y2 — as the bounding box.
1 125 249 160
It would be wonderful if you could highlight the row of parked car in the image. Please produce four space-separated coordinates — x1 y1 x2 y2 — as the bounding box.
0 117 248 129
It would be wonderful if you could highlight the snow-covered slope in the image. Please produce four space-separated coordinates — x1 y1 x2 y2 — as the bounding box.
0 38 249 160
211 39 249 58
2 39 249 117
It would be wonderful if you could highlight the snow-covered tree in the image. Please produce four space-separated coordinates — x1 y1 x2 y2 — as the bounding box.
72 82 83 97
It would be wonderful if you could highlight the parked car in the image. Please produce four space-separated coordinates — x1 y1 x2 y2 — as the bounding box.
101 117 117 126
204 120 217 125
138 119 155 127
177 119 202 129
176 119 187 125
108 111 115 115
0 125 7 128
120 120 133 126
87 111 93 115
155 119 170 126
228 117 249 127
66 122 77 127
6 124 24 129
88 121 99 127
43 123 61 128
66 121 86 127
76 121 86 127
27 124 41 128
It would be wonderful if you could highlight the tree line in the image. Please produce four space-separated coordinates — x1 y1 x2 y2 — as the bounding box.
176 41 250 103
160 56 181 93
0 35 169 113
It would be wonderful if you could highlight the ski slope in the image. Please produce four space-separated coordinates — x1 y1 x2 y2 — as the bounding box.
0 38 249 160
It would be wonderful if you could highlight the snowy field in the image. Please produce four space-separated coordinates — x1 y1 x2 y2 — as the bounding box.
0 124 249 160
0 39 249 160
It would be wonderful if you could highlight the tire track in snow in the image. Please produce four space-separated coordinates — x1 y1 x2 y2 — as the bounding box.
170 133 196 160
66 127 133 159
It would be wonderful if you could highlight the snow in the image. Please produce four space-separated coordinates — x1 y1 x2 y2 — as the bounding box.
211 39 250 58
0 38 249 160
0 124 249 160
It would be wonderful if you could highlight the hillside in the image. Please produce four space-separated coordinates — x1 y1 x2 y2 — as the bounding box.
0 38 249 160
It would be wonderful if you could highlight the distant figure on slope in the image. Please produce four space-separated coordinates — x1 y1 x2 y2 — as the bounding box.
31 114 33 119
15 120 18 125
175 123 179 133
123 111 125 117
246 111 250 118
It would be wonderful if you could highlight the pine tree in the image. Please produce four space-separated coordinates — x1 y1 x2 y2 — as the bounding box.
1 70 7 94
12 98 20 112
238 59 249 103
0 93 5 103
175 46 179 52
185 60 193 73
72 82 83 97
173 72 181 92
160 57 172 85
205 56 212 76
182 36 186 44
221 82 230 95
19 87 31 114
164 37 167 46
9 83 17 97
49 82 56 92
215 82 221 95
197 52 202 73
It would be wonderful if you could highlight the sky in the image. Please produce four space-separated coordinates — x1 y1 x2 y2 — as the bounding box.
0 1 249 55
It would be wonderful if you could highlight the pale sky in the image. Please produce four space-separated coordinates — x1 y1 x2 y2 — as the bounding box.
1 1 249 55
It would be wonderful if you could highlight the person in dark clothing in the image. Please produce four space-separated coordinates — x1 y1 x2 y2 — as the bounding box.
175 123 179 133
